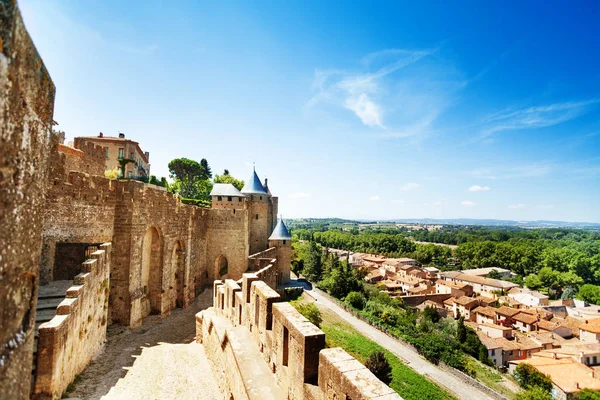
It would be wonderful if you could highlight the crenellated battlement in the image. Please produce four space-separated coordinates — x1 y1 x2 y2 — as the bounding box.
198 277 402 400
34 243 111 399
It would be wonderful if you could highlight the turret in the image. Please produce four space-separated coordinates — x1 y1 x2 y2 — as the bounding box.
269 218 292 285
242 167 272 255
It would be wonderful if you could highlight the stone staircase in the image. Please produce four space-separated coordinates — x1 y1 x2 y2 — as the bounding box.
32 280 73 377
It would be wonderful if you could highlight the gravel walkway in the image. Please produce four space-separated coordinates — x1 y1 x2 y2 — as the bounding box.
67 290 220 400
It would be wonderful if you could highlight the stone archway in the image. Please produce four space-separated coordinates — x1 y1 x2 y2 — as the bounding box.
141 227 163 317
172 240 186 308
215 255 228 279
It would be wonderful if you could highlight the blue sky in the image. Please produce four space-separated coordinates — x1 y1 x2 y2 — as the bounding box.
20 0 600 222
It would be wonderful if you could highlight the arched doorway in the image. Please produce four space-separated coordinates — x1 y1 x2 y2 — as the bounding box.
141 227 162 317
172 240 186 308
215 255 228 279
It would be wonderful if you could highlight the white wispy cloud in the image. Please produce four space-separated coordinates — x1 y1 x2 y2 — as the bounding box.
480 99 600 138
508 204 526 209
308 47 466 139
289 192 311 199
400 183 421 191
391 199 407 204
369 195 381 201
461 200 476 207
468 185 490 192
466 168 497 180
466 163 553 180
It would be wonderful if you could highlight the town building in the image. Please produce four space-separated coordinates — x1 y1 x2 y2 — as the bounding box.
75 133 151 178
580 319 600 343
439 271 519 298
508 287 549 307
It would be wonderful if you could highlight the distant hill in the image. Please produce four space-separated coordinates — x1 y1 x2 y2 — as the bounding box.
288 217 600 230
379 218 600 229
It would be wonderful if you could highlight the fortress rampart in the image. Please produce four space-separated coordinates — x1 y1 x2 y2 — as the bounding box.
198 274 402 400
1 2 292 398
33 244 111 399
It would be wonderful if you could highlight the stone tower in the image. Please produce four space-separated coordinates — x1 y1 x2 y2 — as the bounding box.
241 168 277 255
268 218 292 284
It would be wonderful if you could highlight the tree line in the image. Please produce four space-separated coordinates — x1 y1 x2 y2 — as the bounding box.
292 224 600 302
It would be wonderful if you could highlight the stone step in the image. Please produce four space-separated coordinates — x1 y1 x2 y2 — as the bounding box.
36 297 64 310
38 280 73 299
35 308 58 324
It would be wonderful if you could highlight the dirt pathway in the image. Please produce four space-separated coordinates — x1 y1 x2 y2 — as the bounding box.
67 290 219 400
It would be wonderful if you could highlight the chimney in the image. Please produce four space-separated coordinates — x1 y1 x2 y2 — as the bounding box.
144 151 150 161
99 132 103 138
119 132 125 139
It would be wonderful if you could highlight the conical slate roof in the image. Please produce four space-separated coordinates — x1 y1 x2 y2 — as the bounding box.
241 169 268 195
269 218 292 241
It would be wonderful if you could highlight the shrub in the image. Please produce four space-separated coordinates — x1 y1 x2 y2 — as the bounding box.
576 389 600 400
514 363 553 392
515 386 552 400
295 303 322 327
345 291 367 310
422 306 441 323
365 351 392 385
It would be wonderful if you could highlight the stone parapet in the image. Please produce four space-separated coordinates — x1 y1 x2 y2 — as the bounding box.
33 243 111 399
201 277 402 400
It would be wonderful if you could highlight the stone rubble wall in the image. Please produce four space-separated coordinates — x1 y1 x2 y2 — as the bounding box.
0 1 56 397
33 243 111 400
198 272 402 400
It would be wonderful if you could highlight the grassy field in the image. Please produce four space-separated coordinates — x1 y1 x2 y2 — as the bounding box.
291 295 457 400
465 358 519 399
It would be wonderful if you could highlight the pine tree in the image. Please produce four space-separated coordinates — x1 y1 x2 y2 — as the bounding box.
303 241 323 282
457 315 467 342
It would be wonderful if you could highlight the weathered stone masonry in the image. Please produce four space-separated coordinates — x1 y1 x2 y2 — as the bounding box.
198 272 402 400
0 2 56 398
1 2 292 399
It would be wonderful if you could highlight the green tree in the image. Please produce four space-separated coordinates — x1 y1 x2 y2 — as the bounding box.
168 157 212 199
200 158 212 179
514 363 553 392
576 389 600 400
295 303 322 327
365 351 392 385
422 306 441 323
303 241 323 282
524 274 544 291
487 269 503 280
118 158 134 178
345 291 367 310
515 386 552 400
577 284 600 305
456 315 467 343
213 170 245 191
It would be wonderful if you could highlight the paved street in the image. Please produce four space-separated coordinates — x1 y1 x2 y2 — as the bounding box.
307 288 496 400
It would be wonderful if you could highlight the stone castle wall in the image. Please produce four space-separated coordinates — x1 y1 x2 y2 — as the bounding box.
109 180 207 327
206 208 249 282
33 244 111 400
0 2 56 397
198 274 402 400
41 142 117 283
1 3 287 398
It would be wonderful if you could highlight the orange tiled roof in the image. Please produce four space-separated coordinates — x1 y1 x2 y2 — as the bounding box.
513 312 538 325
496 306 520 317
580 318 600 334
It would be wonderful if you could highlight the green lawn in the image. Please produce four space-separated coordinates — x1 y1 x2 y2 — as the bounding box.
465 358 519 400
291 295 457 400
